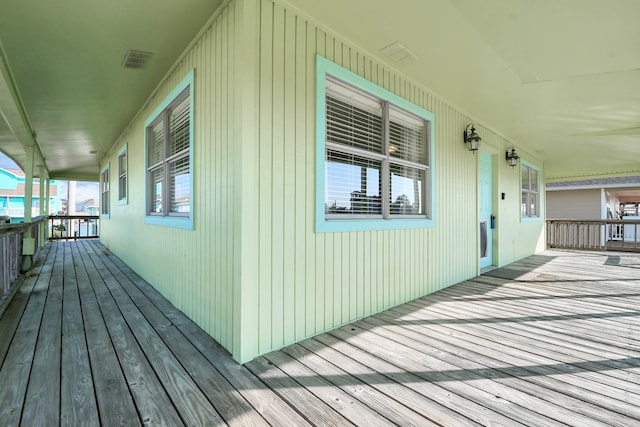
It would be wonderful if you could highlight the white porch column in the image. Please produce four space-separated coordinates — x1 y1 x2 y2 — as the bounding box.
22 145 36 270
24 145 34 223
39 165 46 216
39 165 48 246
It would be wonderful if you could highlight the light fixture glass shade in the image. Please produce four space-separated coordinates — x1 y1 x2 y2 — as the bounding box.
506 147 520 167
464 124 481 152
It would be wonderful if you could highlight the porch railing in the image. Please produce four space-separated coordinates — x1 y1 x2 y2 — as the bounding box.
49 215 100 240
547 219 640 252
0 217 44 297
48 215 100 240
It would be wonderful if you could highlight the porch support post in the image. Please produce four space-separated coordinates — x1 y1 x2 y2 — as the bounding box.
45 173 50 245
24 145 33 224
39 164 47 247
22 145 35 270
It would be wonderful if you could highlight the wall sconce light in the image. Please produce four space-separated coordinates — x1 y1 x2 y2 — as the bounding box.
463 124 481 152
506 146 520 168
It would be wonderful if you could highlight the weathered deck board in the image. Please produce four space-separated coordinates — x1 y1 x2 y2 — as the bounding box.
60 243 99 426
21 242 63 426
0 242 639 426
0 245 53 425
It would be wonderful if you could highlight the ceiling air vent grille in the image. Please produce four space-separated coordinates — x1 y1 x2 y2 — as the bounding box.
122 50 154 69
380 42 418 65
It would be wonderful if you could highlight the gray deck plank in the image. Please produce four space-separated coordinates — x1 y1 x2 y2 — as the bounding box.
2 243 640 426
101 241 312 427
280 342 440 427
367 311 638 426
82 241 227 426
93 247 271 427
178 321 313 427
312 332 521 427
73 242 141 427
21 243 63 426
328 326 561 427
360 314 631 426
246 355 354 426
60 242 100 427
0 249 49 365
298 337 480 427
0 243 54 424
78 242 183 426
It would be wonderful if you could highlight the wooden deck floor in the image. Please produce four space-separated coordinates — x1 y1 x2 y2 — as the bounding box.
0 241 639 426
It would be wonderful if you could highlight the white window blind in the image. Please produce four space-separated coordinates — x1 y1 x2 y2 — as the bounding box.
100 167 109 215
118 150 127 201
324 76 429 220
146 87 191 217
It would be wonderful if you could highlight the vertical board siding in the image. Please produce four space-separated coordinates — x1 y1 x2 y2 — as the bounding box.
253 0 478 356
101 0 544 362
101 3 238 352
251 0 541 358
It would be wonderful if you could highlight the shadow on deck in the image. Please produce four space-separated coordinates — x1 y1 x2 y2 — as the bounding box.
0 241 638 426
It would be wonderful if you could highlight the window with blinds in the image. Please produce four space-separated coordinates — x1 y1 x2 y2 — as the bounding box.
145 87 191 218
100 166 109 216
118 147 127 202
324 76 430 220
521 164 540 218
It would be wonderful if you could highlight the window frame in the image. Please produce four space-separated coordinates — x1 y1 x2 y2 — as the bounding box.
521 160 542 222
100 163 110 218
143 70 194 230
117 143 128 205
316 56 435 233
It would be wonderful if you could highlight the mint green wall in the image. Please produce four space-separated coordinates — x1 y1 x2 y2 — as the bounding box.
101 1 240 355
101 0 545 363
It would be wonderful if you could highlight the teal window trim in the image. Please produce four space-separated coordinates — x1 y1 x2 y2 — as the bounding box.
100 163 110 219
143 69 194 231
315 55 435 233
520 159 542 223
117 143 128 206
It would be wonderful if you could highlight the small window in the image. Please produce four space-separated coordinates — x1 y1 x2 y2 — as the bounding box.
317 57 434 232
522 163 540 219
100 165 109 217
144 70 193 229
118 145 127 204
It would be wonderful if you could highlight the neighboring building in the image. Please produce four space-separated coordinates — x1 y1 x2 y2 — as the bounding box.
546 176 640 220
99 0 545 363
76 198 99 216
0 168 60 222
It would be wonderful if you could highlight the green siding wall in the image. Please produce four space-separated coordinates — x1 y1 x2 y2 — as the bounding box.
101 0 545 363
244 0 544 359
101 2 239 353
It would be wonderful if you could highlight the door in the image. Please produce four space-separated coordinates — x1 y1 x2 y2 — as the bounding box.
479 151 493 269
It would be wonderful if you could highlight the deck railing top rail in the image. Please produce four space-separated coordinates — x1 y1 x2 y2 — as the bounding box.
547 218 640 252
0 216 46 237
48 215 99 240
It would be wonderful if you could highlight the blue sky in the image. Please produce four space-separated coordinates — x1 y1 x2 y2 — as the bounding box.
0 152 19 169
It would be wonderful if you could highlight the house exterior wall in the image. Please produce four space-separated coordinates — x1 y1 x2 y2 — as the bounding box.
100 2 240 353
100 0 545 363
546 189 601 219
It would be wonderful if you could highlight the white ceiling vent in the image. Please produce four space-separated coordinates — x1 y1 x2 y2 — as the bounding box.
380 42 418 65
122 50 154 69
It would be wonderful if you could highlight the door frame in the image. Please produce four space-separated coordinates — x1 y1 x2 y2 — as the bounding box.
478 150 498 272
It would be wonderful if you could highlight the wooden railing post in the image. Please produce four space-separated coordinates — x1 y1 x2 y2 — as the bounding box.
47 215 100 240
547 219 640 252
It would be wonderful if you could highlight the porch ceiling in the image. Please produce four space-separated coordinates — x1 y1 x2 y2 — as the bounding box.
0 0 223 180
0 0 639 180
288 0 640 180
